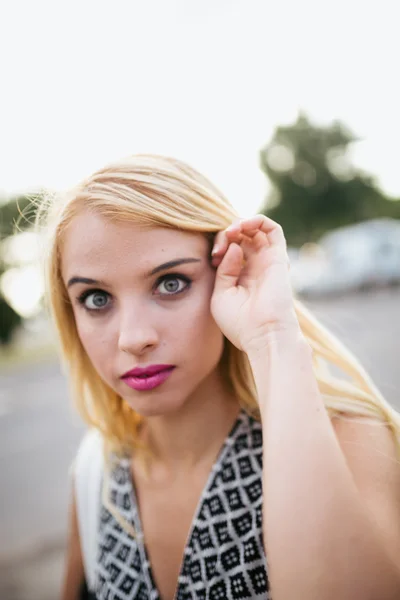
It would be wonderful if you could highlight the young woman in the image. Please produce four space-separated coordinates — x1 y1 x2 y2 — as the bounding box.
37 155 400 600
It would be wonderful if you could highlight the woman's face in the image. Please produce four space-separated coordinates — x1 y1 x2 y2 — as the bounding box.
61 211 225 416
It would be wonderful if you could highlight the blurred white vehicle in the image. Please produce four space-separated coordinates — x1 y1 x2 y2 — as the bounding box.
289 243 328 294
290 218 400 297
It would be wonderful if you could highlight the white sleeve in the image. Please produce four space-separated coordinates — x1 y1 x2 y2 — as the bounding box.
73 428 104 591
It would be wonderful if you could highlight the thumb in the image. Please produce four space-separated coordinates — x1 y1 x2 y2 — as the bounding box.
213 243 243 294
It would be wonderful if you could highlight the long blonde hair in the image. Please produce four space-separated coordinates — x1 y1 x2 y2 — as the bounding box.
36 154 400 459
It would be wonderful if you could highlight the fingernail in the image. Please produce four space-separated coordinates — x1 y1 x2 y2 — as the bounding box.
211 245 219 255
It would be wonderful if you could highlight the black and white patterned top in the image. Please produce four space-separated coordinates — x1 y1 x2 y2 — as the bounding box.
95 410 270 599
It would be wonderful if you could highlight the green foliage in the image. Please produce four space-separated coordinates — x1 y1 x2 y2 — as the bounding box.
0 194 40 345
0 295 22 345
0 194 39 240
260 114 400 247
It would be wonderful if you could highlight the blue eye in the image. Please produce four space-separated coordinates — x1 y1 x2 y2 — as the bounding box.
76 274 191 312
156 274 191 296
77 290 110 311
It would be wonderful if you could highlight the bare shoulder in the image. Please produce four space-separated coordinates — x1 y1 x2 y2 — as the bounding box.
60 481 85 600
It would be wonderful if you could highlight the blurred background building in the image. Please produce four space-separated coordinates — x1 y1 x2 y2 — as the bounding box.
1 1 400 598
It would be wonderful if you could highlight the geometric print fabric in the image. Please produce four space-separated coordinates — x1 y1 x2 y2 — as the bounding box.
95 410 270 599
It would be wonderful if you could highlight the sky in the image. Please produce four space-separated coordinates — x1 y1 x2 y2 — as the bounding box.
1 0 400 221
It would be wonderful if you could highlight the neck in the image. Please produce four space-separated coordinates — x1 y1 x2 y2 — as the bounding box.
139 370 240 473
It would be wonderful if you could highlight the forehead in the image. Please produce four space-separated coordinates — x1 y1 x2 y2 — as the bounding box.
60 211 208 279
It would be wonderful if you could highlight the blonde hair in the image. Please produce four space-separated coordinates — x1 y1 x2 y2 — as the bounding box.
36 154 400 463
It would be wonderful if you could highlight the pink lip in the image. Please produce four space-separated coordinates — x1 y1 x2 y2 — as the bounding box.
121 364 176 391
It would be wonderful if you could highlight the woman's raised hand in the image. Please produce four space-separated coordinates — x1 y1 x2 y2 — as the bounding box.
210 215 300 353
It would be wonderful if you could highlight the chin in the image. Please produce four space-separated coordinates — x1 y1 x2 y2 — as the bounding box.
122 391 188 418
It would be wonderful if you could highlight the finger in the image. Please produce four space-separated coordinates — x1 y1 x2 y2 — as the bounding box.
211 220 242 258
239 214 275 232
212 232 249 269
212 230 262 269
211 239 242 269
226 218 274 251
212 230 228 258
231 218 289 268
213 243 243 293
240 214 286 247
225 226 267 255
237 228 269 251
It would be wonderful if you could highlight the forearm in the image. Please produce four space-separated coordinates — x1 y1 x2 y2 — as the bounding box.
248 329 400 600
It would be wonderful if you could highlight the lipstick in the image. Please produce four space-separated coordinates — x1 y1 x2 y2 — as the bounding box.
121 364 175 391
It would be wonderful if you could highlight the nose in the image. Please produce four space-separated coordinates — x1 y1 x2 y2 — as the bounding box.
118 303 159 357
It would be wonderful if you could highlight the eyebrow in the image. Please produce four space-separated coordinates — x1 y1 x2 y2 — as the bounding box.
67 276 106 289
149 258 201 276
67 258 202 288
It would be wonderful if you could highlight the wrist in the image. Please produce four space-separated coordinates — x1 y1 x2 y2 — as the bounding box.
246 329 314 416
244 323 309 360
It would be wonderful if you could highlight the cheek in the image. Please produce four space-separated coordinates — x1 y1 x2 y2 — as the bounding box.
74 315 113 372
178 285 224 357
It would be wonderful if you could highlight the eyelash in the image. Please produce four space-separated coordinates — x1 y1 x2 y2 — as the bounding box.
76 273 192 313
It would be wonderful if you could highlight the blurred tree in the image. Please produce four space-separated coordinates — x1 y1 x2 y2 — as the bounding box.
0 194 39 345
0 296 22 345
0 194 36 237
260 114 400 246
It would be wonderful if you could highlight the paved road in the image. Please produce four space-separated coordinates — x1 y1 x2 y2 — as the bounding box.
0 287 399 599
0 363 85 600
306 287 400 410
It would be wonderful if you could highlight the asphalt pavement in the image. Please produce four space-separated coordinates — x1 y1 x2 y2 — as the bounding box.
0 287 399 600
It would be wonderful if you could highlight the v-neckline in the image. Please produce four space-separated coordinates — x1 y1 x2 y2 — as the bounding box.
126 409 245 600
